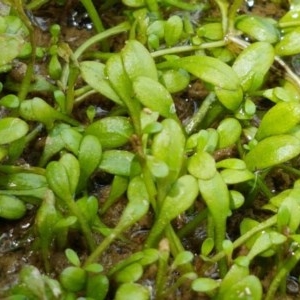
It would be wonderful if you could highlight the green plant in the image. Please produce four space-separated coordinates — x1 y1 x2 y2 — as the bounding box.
3 0 300 299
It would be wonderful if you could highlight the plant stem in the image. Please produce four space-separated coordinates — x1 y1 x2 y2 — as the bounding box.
210 215 277 263
152 40 226 58
265 247 300 300
80 0 105 33
185 92 217 135
73 22 131 60
65 197 96 251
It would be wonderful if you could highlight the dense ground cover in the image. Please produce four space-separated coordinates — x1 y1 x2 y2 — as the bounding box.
2 0 300 299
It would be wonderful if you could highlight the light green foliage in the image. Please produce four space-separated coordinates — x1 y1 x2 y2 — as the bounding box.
235 15 280 43
5 1 300 299
0 117 28 144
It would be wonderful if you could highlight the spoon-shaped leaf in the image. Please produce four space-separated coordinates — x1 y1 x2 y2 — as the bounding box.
85 116 133 149
80 61 123 105
159 56 243 110
151 118 185 185
59 153 80 196
78 135 102 191
133 76 177 119
19 97 79 128
0 117 28 145
256 101 300 140
145 175 198 247
275 27 300 56
232 42 275 92
235 15 279 43
245 135 300 171
121 40 158 81
115 283 150 300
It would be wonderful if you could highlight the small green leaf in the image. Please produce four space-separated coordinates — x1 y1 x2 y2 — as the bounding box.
201 237 214 257
160 56 243 110
0 118 28 145
220 169 254 184
78 135 102 190
99 150 134 176
232 42 275 92
114 263 143 283
192 277 219 293
217 275 262 300
65 248 81 267
245 135 300 170
86 116 133 149
146 155 169 178
133 76 177 119
152 118 185 184
172 251 194 268
86 274 109 300
19 97 78 128
256 101 300 140
121 40 158 81
115 283 150 300
275 27 300 56
59 266 86 292
160 69 190 93
217 118 242 148
0 195 26 220
197 22 223 40
164 15 183 47
235 15 280 43
187 151 216 180
216 158 246 170
80 61 123 105
84 263 104 273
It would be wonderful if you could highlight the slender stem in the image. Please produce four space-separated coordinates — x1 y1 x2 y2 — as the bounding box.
185 92 217 135
265 248 300 300
152 40 226 58
227 0 243 33
84 230 119 266
73 22 131 60
80 0 105 33
177 209 208 238
210 215 277 263
14 0 36 101
214 0 229 35
278 164 300 177
65 197 96 251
